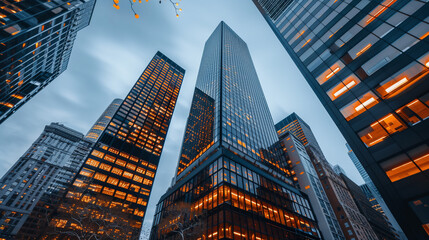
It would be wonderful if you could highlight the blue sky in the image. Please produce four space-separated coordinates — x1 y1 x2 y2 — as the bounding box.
0 0 364 232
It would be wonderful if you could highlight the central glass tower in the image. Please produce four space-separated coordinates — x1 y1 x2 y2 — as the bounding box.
151 22 320 240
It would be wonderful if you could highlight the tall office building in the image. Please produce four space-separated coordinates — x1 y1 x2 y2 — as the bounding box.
0 0 96 124
276 113 377 240
150 22 321 240
341 174 398 240
278 131 344 240
0 123 92 239
253 1 429 238
333 164 347 176
47 52 185 239
86 98 123 143
347 143 405 239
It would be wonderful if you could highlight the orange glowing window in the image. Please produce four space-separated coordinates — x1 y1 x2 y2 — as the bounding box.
145 170 155 178
143 178 153 185
148 163 157 170
35 42 41 48
111 167 123 176
94 173 107 182
107 177 119 186
123 171 133 179
327 74 360 100
396 99 429 126
115 159 126 167
340 92 379 121
365 0 397 25
126 194 137 203
91 150 104 159
130 156 139 162
358 114 406 147
88 184 102 192
382 156 420 182
136 167 145 174
86 158 100 167
108 147 119 155
133 175 143 183
102 187 115 196
79 168 94 178
118 181 130 189
11 94 23 100
301 39 311 48
377 61 428 99
126 163 136 171
104 154 115 163
356 43 372 57
130 184 140 192
316 61 345 85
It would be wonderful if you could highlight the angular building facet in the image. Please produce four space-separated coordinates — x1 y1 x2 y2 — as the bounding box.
253 1 429 238
278 131 344 240
0 123 92 239
151 22 321 240
276 113 377 240
86 98 123 143
0 0 96 124
47 52 185 239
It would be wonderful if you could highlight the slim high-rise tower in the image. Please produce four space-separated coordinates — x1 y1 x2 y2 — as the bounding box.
0 123 92 239
0 0 96 124
276 113 378 240
47 52 185 239
253 1 429 238
86 98 123 143
150 22 320 240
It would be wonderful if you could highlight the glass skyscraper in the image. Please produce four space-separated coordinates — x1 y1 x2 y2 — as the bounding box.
86 98 123 143
151 22 320 240
253 1 429 238
46 52 185 239
0 0 96 124
0 123 92 239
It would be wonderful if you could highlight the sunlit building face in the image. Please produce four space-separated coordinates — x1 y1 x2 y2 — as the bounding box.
0 0 96 124
150 22 321 240
48 52 185 239
252 0 429 238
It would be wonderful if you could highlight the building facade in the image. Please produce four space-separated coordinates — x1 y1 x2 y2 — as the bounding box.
341 174 398 240
150 22 321 240
86 98 123 143
252 0 429 238
0 123 92 239
0 0 96 124
276 113 377 240
278 131 344 240
46 52 185 239
347 143 405 239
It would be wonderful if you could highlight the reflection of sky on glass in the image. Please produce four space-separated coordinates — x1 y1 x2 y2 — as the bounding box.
0 0 363 231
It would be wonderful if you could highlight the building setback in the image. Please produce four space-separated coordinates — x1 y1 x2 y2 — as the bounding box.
0 123 92 239
275 113 377 240
252 0 429 238
0 0 96 124
278 131 344 240
46 52 185 239
86 98 123 143
150 22 321 240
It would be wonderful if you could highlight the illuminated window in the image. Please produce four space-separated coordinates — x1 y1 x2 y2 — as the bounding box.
116 159 126 167
133 175 143 183
361 0 397 26
148 163 157 170
126 163 137 171
143 178 153 185
340 92 379 121
358 114 407 147
123 171 133 179
104 154 115 163
119 181 130 189
316 61 345 85
382 153 421 182
86 158 100 167
99 163 112 172
111 167 123 176
127 195 137 203
107 177 119 186
94 173 107 182
376 61 427 99
146 170 155 178
88 184 102 192
327 74 360 100
115 191 126 199
102 187 115 196
396 99 429 126
91 150 104 159
136 167 145 174
79 168 94 178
